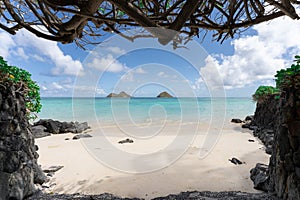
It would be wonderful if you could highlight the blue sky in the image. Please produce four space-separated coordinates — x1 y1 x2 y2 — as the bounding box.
1 15 300 97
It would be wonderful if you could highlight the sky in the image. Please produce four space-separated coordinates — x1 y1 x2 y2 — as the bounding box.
1 14 300 98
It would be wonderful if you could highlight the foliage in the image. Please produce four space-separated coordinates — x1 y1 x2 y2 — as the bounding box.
0 56 41 119
275 55 300 89
252 86 279 103
253 55 300 102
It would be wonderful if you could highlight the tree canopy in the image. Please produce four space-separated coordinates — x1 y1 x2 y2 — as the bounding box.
1 0 299 47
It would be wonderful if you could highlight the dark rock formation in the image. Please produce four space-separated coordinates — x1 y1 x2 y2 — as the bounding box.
157 91 173 98
34 119 90 134
249 87 300 199
231 118 243 123
250 163 269 192
0 82 46 200
26 191 278 200
31 125 51 139
107 91 131 98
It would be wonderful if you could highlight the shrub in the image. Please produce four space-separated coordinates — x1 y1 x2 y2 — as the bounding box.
0 56 41 119
275 55 300 89
252 86 279 103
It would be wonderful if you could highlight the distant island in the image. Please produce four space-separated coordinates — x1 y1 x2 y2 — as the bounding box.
106 91 131 98
157 91 173 98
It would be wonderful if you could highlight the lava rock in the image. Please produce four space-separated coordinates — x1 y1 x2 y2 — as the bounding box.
250 163 269 192
231 118 243 123
31 125 51 139
72 133 92 140
34 119 90 134
118 138 134 144
229 157 244 165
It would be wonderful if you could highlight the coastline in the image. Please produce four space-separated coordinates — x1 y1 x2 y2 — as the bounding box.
35 122 269 200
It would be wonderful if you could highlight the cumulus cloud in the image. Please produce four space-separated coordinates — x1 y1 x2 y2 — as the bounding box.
107 46 126 55
87 54 127 72
0 29 83 76
0 32 16 58
200 15 300 90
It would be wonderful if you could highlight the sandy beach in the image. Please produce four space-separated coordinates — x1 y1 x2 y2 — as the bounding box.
35 122 269 200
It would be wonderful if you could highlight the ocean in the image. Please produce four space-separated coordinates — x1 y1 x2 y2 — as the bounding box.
38 97 256 126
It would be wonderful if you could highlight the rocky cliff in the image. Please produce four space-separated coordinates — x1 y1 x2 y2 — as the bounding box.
0 82 46 200
252 87 300 199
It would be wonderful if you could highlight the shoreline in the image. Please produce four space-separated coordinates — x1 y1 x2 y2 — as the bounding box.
35 122 269 200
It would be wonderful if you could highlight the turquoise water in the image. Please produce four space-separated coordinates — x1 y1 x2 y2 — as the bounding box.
38 97 256 125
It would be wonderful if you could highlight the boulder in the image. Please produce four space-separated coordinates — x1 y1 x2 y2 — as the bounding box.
34 119 90 134
157 91 173 98
250 163 269 192
30 125 51 139
245 115 254 121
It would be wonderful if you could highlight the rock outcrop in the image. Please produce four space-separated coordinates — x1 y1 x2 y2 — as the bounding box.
249 87 300 199
0 82 46 200
33 119 90 135
107 91 131 98
157 91 173 98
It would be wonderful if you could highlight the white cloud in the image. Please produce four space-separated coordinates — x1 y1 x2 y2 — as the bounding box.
0 29 83 76
15 48 29 60
87 54 127 72
201 15 300 90
0 32 16 58
107 46 125 55
51 82 64 90
157 71 169 78
135 67 146 74
96 88 107 95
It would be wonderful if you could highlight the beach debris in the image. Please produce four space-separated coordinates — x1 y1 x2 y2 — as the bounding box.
43 165 64 173
33 119 90 135
118 138 134 144
72 133 93 140
250 163 269 192
248 139 255 142
231 118 243 123
229 157 245 165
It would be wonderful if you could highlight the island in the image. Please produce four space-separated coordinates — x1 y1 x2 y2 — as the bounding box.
106 91 131 98
157 91 173 98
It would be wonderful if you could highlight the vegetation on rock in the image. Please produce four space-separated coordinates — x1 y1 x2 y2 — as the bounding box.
253 55 300 103
275 55 300 89
0 56 41 119
252 86 279 103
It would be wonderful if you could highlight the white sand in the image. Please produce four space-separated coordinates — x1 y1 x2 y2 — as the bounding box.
35 122 269 199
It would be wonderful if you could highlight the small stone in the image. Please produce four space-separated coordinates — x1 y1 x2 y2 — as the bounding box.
229 157 244 165
118 138 134 144
231 118 243 123
43 166 64 173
